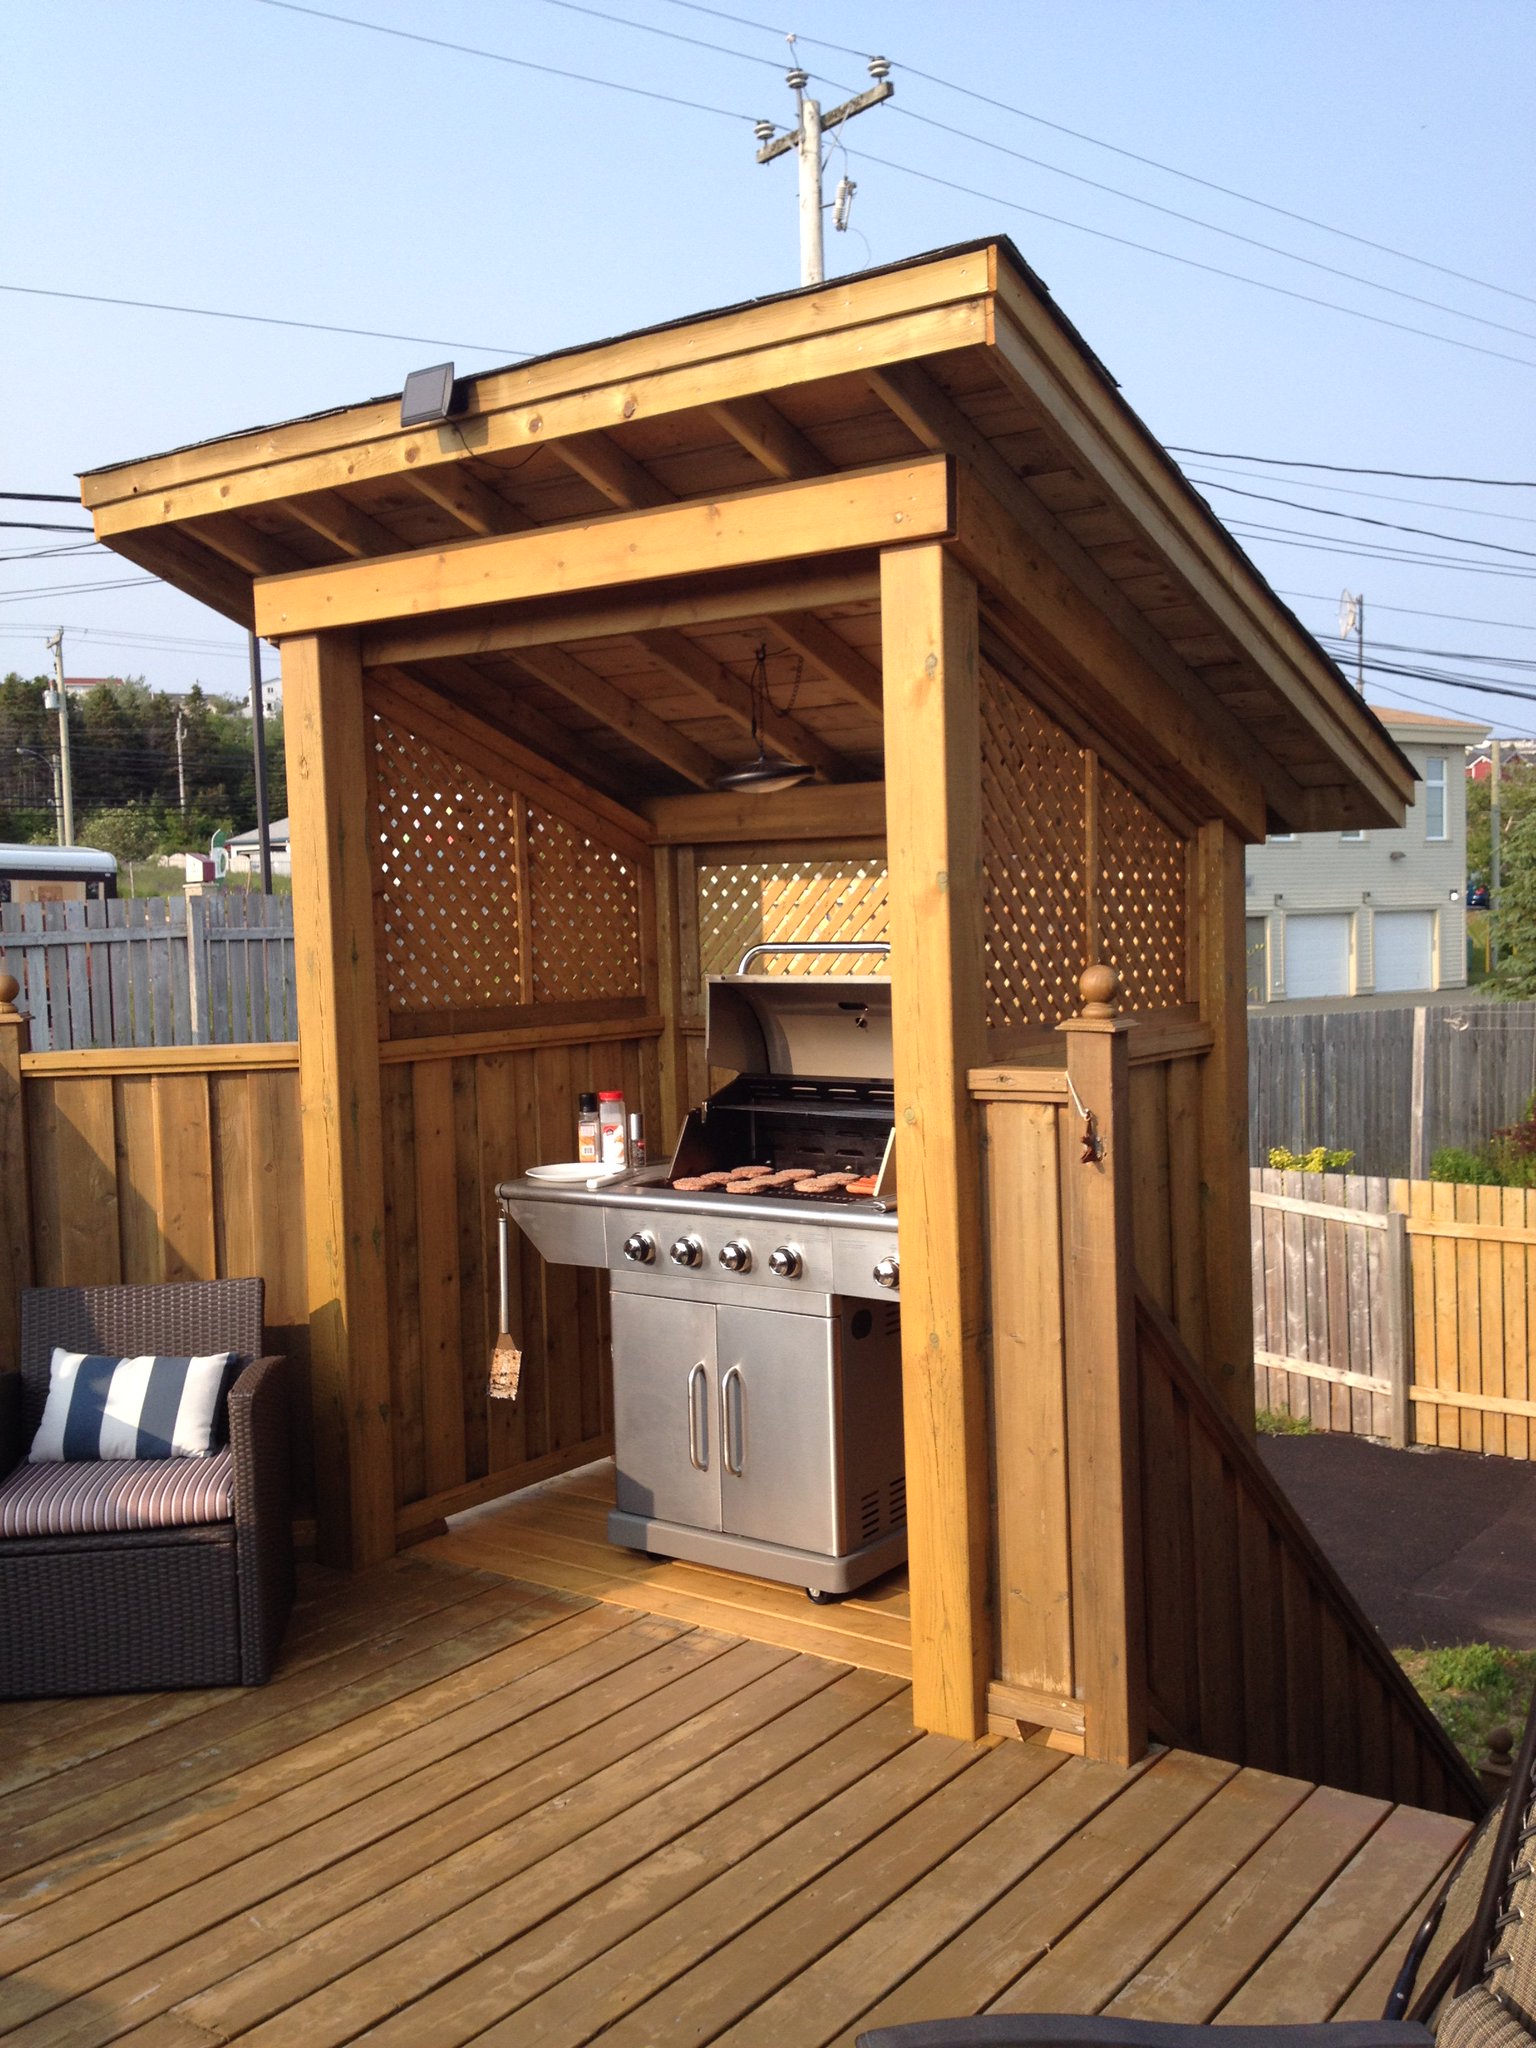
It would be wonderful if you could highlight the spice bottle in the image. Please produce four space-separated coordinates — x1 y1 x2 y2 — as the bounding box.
577 1092 601 1165
628 1110 647 1168
598 1090 628 1168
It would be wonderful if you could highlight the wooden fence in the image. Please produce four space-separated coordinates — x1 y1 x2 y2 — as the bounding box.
1249 1000 1536 1178
1252 1166 1536 1458
0 894 296 1051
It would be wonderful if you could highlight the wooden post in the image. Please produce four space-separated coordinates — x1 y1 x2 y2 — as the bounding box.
652 843 690 1140
1059 964 1147 1768
1410 1007 1428 1183
0 973 34 1368
185 889 209 1046
880 542 991 1741
1384 1209 1413 1450
1195 819 1257 1429
285 630 396 1568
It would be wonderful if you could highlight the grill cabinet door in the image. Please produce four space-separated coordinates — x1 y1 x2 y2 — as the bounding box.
715 1304 839 1556
611 1291 721 1533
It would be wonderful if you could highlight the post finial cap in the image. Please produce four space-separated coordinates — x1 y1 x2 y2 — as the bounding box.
1078 964 1120 1018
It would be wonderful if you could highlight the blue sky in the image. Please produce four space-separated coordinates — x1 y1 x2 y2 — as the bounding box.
5 0 1534 734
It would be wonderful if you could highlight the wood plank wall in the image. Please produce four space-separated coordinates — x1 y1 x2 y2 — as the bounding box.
380 1024 661 1534
20 1048 314 1505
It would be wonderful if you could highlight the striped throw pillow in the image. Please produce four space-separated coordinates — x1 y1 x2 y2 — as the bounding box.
28 1349 239 1463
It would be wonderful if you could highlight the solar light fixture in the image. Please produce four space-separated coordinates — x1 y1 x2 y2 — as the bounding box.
400 361 462 430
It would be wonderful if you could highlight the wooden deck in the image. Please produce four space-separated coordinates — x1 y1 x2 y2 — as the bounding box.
0 1534 1470 2048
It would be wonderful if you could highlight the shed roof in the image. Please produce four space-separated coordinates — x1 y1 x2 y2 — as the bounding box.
80 237 1413 837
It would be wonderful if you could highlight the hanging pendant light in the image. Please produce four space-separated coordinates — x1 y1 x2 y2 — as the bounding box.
712 643 812 794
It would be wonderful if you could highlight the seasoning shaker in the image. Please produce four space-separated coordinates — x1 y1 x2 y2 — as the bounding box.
576 1092 600 1165
628 1110 647 1168
598 1090 628 1168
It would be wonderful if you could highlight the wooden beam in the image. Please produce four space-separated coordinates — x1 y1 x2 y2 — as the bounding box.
766 610 882 712
708 396 833 479
872 361 1288 840
409 463 528 537
1195 820 1257 1432
413 657 640 808
283 629 396 1569
645 780 886 845
255 458 954 639
85 247 992 523
190 513 306 578
0 979 34 1373
1058 967 1147 1767
881 542 990 1741
949 465 1269 842
284 489 399 560
509 644 720 789
554 430 672 510
362 561 880 670
636 627 848 783
105 527 253 629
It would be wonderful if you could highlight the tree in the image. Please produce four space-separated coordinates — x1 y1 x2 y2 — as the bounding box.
1467 763 1536 886
1489 808 1536 998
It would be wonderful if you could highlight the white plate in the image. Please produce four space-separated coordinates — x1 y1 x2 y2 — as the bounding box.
525 1162 627 1185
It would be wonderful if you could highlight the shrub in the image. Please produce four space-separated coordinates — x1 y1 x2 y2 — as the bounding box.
1267 1146 1356 1174
1255 1408 1313 1436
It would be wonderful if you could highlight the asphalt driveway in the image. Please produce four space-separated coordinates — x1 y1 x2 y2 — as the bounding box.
1260 1430 1536 1648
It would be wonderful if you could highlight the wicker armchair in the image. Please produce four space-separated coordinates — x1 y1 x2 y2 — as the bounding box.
856 1683 1536 2048
0 1279 294 1696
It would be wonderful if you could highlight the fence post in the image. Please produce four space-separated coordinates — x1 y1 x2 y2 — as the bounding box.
1059 963 1147 1768
1410 1007 1428 1182
0 972 35 1368
185 889 209 1046
1383 1209 1414 1450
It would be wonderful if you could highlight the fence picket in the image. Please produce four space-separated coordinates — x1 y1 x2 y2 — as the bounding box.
0 893 295 1050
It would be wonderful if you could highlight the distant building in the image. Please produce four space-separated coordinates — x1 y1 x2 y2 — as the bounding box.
224 816 290 879
1245 706 1490 1003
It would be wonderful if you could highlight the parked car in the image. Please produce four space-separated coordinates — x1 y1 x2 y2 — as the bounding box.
1468 881 1490 908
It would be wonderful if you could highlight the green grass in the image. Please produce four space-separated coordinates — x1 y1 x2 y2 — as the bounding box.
1255 1408 1314 1436
1396 1643 1536 1767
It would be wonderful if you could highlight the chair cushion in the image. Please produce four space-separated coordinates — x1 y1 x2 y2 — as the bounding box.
29 1349 237 1462
0 1449 235 1537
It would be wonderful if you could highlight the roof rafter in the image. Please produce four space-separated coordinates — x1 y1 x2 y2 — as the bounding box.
508 644 721 790
636 627 848 782
708 397 832 481
284 489 400 561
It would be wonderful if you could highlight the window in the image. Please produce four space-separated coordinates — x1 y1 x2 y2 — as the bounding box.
1266 831 1297 844
1341 830 1365 842
1424 756 1447 840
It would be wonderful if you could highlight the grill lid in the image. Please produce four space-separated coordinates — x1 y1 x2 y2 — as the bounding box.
705 946 892 1081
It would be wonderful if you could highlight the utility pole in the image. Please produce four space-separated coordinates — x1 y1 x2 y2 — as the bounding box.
755 45 892 287
247 631 273 895
43 629 75 845
1490 738 1503 970
175 705 188 813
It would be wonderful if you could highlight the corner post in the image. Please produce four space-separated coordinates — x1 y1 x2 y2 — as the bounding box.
880 542 990 1740
1195 819 1257 1430
284 630 395 1568
1059 965 1147 1767
0 973 34 1368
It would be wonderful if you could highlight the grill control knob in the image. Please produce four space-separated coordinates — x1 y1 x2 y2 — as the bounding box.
872 1254 900 1291
621 1231 656 1265
768 1245 803 1280
719 1240 753 1273
668 1236 704 1269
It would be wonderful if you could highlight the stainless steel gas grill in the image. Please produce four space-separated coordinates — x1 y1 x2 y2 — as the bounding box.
498 944 904 1600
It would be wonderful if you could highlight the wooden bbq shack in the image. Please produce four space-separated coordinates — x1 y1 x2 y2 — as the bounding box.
60 237 1475 1811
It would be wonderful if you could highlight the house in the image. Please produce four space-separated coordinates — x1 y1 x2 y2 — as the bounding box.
224 814 290 877
1245 704 1489 1001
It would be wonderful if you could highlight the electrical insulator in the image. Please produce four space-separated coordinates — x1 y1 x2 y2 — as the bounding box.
868 55 891 80
833 176 856 232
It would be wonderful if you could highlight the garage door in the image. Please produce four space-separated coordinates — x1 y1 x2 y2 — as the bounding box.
1374 909 1434 993
1284 913 1352 999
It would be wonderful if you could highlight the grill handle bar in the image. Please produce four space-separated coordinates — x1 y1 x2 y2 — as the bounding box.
733 941 891 975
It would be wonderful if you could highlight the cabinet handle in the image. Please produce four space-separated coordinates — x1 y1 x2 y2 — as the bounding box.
721 1364 745 1477
687 1361 709 1471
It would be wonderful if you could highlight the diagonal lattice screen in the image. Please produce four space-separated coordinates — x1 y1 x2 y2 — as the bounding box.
981 661 1089 1029
1097 762 1190 1012
368 712 642 1016
697 855 890 980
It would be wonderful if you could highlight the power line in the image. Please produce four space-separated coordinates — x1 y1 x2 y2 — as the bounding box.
0 492 79 505
1169 447 1536 488
0 577 157 604
851 148 1536 373
254 0 755 122
1182 459 1536 529
0 520 94 534
1187 479 1536 560
1279 591 1536 635
0 282 525 357
656 0 1536 312
1229 523 1536 580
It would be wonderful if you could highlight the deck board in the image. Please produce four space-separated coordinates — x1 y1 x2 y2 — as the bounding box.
0 1545 1467 2048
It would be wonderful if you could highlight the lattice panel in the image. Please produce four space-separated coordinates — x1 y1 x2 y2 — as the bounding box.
369 717 524 1013
981 661 1089 1030
1096 765 1190 1012
527 807 644 1003
698 855 890 980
